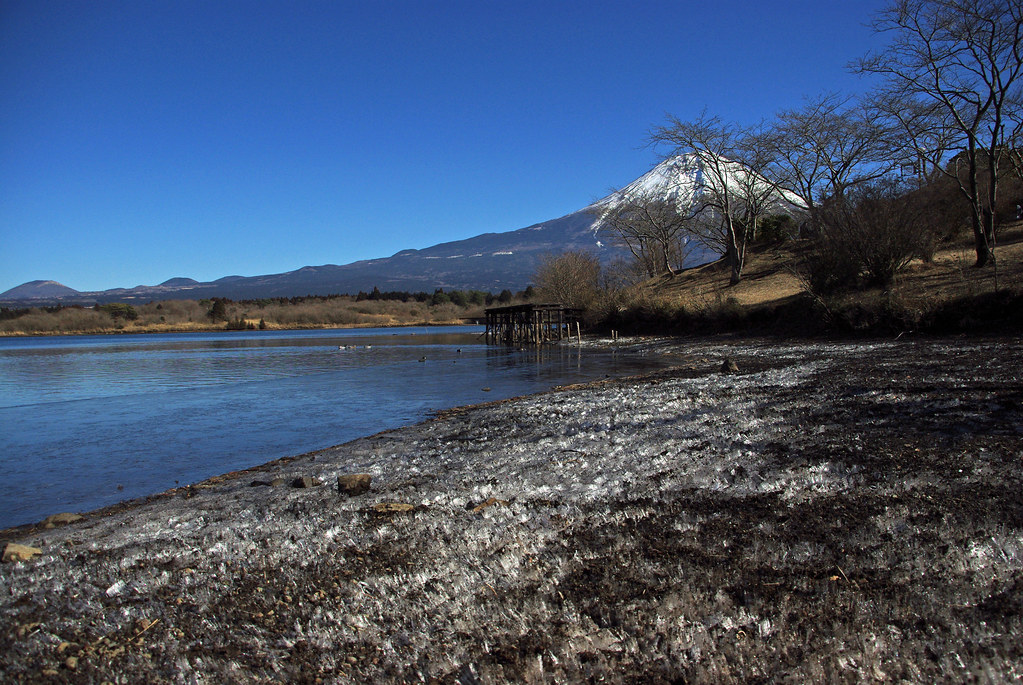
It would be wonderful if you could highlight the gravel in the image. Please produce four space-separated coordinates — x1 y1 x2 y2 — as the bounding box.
1 336 1021 683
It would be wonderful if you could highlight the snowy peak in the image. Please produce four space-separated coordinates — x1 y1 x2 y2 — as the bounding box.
592 154 706 210
588 153 806 230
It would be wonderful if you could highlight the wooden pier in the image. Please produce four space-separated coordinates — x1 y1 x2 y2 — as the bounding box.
484 303 580 345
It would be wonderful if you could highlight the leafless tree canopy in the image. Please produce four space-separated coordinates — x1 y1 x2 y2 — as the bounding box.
650 113 795 285
855 0 1023 266
532 251 602 310
765 93 899 215
596 198 693 278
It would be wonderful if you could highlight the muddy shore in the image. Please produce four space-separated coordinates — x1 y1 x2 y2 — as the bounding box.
2 336 1022 683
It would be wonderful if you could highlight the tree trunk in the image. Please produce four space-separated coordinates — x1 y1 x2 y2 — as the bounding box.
726 236 742 285
725 220 744 285
982 122 1000 260
972 210 993 267
661 244 675 277
729 261 743 286
964 144 995 268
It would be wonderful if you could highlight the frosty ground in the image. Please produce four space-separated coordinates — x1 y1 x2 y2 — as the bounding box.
1 336 1022 683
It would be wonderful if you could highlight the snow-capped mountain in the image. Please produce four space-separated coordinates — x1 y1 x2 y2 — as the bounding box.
589 152 806 225
2 155 799 305
591 154 708 212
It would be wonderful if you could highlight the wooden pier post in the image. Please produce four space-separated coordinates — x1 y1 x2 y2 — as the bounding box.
484 304 581 346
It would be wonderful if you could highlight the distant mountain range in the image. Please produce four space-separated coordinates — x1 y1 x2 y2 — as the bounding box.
3 154 791 305
0 209 638 305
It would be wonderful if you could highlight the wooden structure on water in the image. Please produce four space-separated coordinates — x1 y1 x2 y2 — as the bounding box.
484 303 581 345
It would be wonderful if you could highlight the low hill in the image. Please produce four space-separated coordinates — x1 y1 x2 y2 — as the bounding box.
158 277 201 287
0 280 80 300
626 222 1023 335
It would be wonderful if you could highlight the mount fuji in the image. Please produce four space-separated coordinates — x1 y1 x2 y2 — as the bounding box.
1 154 796 305
590 153 806 222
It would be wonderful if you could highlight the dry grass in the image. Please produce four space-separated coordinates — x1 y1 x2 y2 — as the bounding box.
630 222 1023 331
882 223 1023 303
641 247 805 308
0 297 488 336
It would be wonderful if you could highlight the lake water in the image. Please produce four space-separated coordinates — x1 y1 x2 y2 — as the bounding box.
0 326 667 529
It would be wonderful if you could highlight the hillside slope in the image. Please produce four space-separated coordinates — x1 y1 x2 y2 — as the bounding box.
631 222 1023 333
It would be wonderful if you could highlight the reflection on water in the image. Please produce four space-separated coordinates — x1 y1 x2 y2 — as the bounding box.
0 327 666 528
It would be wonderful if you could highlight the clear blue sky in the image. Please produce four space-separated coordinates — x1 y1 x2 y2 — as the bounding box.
1 0 888 293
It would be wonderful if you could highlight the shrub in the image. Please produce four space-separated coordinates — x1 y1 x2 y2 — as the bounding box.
533 251 602 310
96 303 139 320
803 179 940 293
801 239 863 295
757 214 797 244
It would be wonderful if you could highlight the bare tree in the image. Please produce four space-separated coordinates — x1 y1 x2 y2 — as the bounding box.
855 0 1023 267
1000 106 1023 190
596 197 694 278
765 93 898 221
651 113 793 285
532 251 602 310
874 92 961 183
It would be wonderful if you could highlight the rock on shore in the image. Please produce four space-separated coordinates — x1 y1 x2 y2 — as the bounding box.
1 337 1022 683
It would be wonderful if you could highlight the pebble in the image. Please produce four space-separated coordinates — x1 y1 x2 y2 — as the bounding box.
371 502 414 513
3 543 42 563
337 474 372 496
42 512 83 528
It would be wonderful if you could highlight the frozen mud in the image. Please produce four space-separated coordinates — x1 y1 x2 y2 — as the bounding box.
1 337 1022 683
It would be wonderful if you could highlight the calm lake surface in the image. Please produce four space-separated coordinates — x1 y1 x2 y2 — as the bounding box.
0 326 667 529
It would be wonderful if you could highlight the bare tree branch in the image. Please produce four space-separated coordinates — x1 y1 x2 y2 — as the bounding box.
651 113 801 285
855 0 1023 266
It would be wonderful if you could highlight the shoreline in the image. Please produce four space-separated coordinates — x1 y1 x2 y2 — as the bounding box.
2 336 1022 682
0 357 663 543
